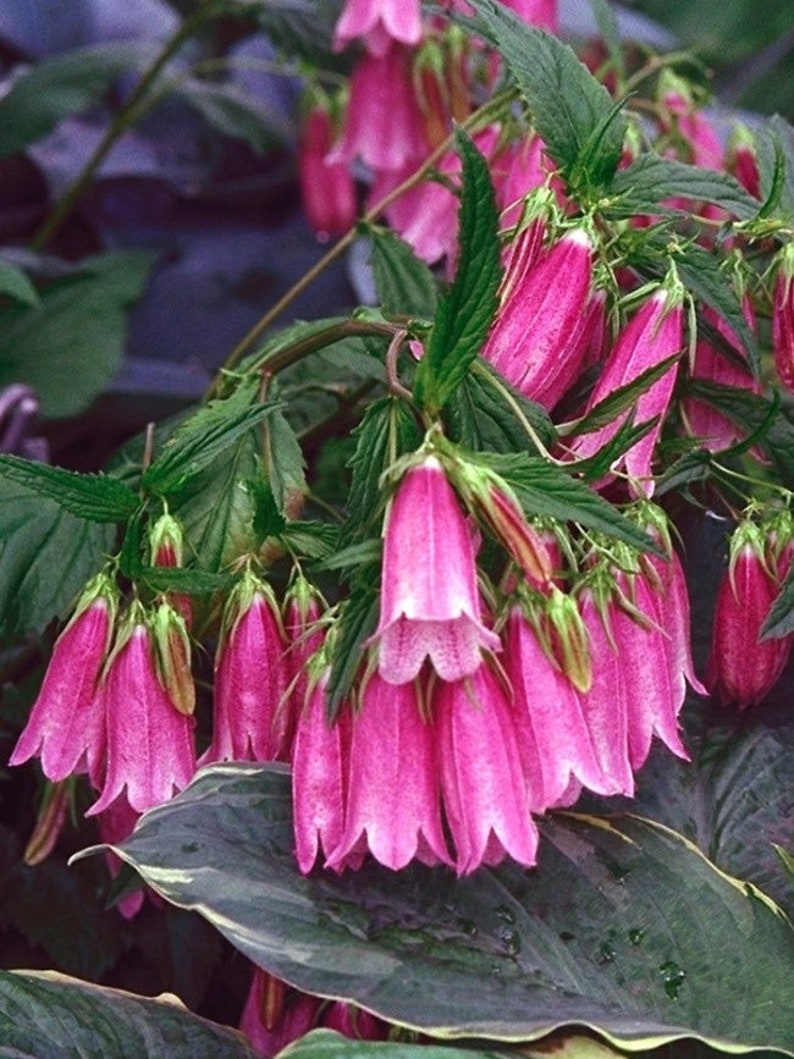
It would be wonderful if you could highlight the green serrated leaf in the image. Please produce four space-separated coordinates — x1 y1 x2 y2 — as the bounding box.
279 522 340 561
0 969 258 1059
0 42 158 157
654 449 713 496
264 407 306 514
0 261 39 306
0 479 114 635
686 381 794 487
135 566 235 595
761 564 794 640
466 0 626 192
102 764 794 1054
0 251 154 419
757 115 794 224
607 156 759 220
444 361 556 454
326 583 379 716
564 353 681 435
0 455 139 523
143 385 275 496
471 453 661 553
414 129 501 414
369 228 438 320
317 539 382 574
575 415 659 485
344 397 422 543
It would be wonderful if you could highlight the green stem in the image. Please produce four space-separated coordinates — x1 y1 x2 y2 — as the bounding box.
30 1 222 251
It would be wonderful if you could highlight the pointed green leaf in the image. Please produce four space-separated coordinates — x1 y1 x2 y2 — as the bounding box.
0 455 139 523
444 361 556 454
326 582 379 716
264 408 306 514
414 129 501 414
465 0 626 192
564 353 681 435
369 228 438 321
0 969 258 1058
608 156 760 220
470 453 661 553
143 385 277 496
761 564 794 640
0 479 114 635
98 764 794 1054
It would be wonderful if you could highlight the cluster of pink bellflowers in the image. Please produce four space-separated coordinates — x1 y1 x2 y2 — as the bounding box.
8 0 794 889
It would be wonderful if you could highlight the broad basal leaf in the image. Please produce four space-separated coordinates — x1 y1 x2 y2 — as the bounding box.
414 129 501 415
281 1030 512 1059
0 261 39 306
465 0 626 192
0 970 257 1059
0 251 154 419
0 455 139 523
97 764 794 1054
0 479 114 636
0 42 158 157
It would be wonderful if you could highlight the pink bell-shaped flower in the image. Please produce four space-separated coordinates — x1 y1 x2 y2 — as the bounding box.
291 667 349 874
9 573 117 785
504 602 620 808
773 242 794 394
329 44 429 173
283 575 326 758
87 607 195 816
567 279 684 496
97 795 145 920
707 519 792 708
333 0 423 56
326 672 451 871
202 571 288 765
372 455 500 685
434 664 539 875
298 95 357 242
239 969 322 1057
481 227 595 407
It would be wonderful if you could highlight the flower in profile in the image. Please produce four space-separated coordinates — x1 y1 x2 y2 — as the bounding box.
9 573 117 786
202 570 288 765
333 0 423 56
372 455 500 685
567 277 684 496
291 665 348 874
298 93 357 243
435 663 539 875
87 606 195 817
283 575 327 757
326 672 451 871
707 518 792 708
240 969 322 1057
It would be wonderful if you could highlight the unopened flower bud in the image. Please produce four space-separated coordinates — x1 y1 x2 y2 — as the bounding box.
773 242 794 394
152 600 195 716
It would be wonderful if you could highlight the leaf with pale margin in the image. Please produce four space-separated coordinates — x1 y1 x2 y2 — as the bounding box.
0 479 114 636
0 261 38 306
0 42 158 157
91 763 794 1054
471 453 661 553
281 1030 512 1059
607 157 759 220
414 129 501 414
0 970 258 1059
444 361 556 455
369 228 438 321
143 386 277 495
0 251 154 418
0 455 139 523
761 564 794 640
465 0 626 192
